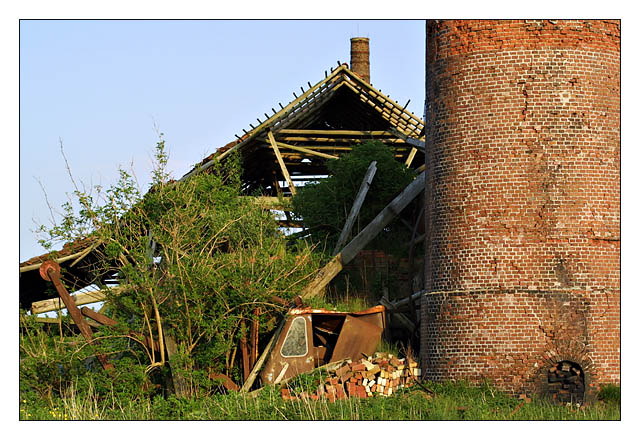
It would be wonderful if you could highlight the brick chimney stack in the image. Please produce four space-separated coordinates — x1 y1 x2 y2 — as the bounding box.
350 37 370 83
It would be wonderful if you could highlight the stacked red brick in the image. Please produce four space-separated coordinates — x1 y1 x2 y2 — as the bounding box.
421 20 620 398
280 353 420 402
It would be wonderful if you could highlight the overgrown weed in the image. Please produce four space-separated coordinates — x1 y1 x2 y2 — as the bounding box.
20 377 620 421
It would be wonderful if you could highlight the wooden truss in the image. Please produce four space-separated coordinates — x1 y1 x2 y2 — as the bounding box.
181 64 425 199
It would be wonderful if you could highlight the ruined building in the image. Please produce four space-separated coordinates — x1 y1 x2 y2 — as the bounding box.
20 23 620 402
421 19 620 401
20 38 425 317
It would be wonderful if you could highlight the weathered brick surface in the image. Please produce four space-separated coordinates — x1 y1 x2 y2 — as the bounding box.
422 20 620 395
420 289 619 396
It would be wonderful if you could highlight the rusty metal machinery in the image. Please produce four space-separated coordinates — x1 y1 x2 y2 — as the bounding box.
39 260 114 370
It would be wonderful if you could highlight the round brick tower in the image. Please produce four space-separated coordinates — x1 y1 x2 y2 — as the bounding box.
421 20 619 400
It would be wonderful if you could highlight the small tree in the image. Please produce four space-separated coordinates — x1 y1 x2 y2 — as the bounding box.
34 137 323 397
291 141 416 254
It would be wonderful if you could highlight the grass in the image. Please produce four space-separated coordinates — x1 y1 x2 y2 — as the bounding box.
19 379 620 421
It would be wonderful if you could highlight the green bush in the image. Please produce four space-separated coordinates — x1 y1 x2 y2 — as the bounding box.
598 384 621 404
30 137 324 400
291 141 416 254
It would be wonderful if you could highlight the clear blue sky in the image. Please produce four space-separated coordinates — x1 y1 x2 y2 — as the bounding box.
20 19 426 260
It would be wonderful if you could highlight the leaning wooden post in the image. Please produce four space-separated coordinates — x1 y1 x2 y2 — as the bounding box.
267 131 297 196
404 147 418 167
302 172 426 299
250 308 260 369
240 319 286 392
332 161 377 255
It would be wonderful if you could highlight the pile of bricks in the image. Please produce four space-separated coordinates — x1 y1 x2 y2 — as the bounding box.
547 361 585 404
280 352 421 402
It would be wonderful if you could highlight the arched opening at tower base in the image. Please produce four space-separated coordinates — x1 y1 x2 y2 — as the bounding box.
544 360 585 404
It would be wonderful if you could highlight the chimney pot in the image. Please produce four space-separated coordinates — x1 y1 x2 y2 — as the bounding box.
350 37 370 83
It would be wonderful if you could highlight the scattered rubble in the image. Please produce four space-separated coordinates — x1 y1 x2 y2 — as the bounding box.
280 352 422 402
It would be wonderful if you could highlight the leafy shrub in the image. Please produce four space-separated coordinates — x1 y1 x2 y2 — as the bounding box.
31 137 324 399
291 141 416 254
598 384 621 404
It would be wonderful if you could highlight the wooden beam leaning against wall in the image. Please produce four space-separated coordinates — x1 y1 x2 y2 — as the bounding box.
301 171 426 299
332 161 377 255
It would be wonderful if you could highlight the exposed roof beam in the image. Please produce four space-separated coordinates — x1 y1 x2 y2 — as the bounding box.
274 136 406 144
267 131 297 196
340 81 416 137
277 129 397 136
342 71 424 133
405 147 418 167
181 66 350 180
274 141 339 160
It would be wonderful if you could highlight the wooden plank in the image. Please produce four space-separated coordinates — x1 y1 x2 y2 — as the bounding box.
240 319 286 392
341 171 425 264
272 142 355 149
301 172 425 299
277 129 395 136
81 307 117 326
30 286 125 315
301 254 344 299
380 297 416 333
267 131 297 196
405 147 418 167
274 141 339 160
277 137 405 144
332 161 377 255
389 290 424 310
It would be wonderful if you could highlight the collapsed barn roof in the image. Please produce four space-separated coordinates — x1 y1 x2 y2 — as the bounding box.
20 38 426 312
180 42 425 196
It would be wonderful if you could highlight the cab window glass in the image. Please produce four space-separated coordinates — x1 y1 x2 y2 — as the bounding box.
281 317 308 357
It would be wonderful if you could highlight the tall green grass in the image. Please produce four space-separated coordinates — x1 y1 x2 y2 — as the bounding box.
20 379 620 421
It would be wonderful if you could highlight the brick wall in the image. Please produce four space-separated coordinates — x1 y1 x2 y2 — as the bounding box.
422 20 620 396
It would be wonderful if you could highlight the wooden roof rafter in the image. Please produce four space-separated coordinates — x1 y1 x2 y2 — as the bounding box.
182 65 353 179
182 64 425 183
338 71 424 136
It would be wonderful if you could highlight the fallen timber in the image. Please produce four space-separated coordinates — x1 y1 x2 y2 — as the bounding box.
301 171 426 299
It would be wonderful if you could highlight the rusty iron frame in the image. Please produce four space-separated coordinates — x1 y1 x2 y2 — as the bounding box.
39 260 114 371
